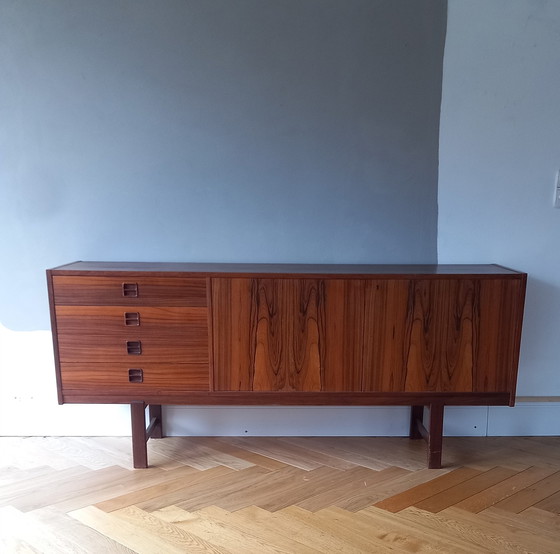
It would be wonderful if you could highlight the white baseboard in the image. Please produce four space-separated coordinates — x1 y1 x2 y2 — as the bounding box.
164 403 560 438
443 406 489 436
164 406 412 437
2 403 558 438
488 403 560 436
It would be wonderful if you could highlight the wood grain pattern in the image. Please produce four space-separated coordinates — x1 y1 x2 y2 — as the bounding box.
441 280 475 392
212 279 324 392
213 276 524 394
52 276 207 306
322 279 365 391
492 471 560 513
405 280 474 393
361 280 410 392
55 306 207 336
475 278 524 395
60 363 210 392
211 278 254 392
252 279 323 392
56 306 209 364
3 436 560 553
414 466 519 512
454 466 557 513
57 334 208 364
374 467 483 512
404 279 523 394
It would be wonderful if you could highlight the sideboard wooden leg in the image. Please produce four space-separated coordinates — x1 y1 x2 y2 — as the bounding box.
427 403 444 469
148 404 164 439
131 401 148 469
409 405 424 439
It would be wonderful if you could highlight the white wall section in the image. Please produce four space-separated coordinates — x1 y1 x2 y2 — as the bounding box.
0 323 130 435
438 0 560 399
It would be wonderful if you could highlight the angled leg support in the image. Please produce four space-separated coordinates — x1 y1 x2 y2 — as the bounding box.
130 402 164 469
409 403 445 469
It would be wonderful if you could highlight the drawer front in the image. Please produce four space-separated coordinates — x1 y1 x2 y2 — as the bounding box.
57 334 208 364
52 276 207 306
55 306 208 337
60 363 209 392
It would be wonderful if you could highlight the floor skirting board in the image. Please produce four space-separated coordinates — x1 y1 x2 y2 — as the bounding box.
163 402 560 438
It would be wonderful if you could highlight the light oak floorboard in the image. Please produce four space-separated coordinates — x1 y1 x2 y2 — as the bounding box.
375 466 482 512
1 436 559 553
218 504 366 554
454 466 557 513
492 470 560 513
346 505 482 554
389 505 537 554
414 466 519 513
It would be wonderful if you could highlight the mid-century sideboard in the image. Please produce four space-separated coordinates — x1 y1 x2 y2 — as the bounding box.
46 262 527 469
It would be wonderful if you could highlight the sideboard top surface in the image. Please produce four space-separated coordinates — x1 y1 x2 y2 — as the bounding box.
48 261 525 278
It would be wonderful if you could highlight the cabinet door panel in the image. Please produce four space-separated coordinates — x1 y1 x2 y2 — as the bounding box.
398 278 523 393
212 278 323 392
404 280 475 393
474 279 524 392
321 279 364 391
212 278 254 391
212 276 524 394
253 279 322 391
361 280 411 392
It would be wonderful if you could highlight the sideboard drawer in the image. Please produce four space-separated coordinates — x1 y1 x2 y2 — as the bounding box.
60 363 209 392
57 334 208 364
52 276 207 306
55 306 208 337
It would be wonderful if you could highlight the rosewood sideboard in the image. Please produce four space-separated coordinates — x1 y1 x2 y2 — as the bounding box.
46 262 526 469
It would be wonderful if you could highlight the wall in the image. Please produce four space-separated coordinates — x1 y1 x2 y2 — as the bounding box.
0 1 446 435
438 0 560 431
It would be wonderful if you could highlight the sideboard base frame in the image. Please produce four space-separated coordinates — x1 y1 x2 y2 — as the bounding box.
409 404 444 468
131 402 164 469
127 397 498 470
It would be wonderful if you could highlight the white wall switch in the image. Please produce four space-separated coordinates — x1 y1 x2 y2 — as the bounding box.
555 170 560 208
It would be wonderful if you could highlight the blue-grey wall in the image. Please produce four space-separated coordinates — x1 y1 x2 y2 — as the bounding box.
0 0 446 330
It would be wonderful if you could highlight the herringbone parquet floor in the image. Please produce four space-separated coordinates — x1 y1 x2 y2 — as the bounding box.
1 435 559 552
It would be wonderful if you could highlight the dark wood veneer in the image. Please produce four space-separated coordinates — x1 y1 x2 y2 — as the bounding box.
52 275 207 306
60 362 209 392
47 261 527 469
212 277 523 396
50 261 522 276
60 391 512 406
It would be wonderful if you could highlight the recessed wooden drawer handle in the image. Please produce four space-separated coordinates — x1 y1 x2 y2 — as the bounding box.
124 312 140 326
122 283 139 297
126 340 142 355
128 368 143 383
